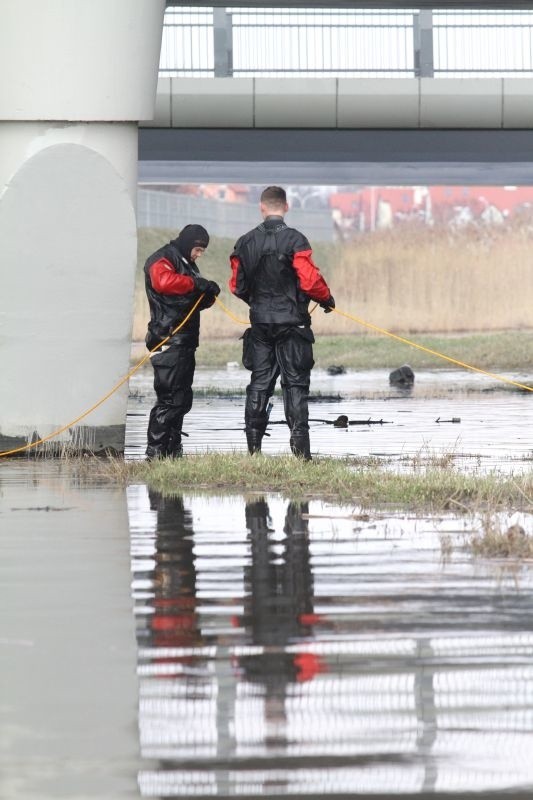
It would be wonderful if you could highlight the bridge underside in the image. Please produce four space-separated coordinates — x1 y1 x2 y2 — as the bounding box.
139 129 533 185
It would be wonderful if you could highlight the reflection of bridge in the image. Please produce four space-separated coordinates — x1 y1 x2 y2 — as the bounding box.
2 2 533 452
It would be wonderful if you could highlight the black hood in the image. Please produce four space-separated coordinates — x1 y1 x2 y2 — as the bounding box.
174 224 210 261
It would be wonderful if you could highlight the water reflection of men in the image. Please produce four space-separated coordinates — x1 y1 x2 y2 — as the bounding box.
144 491 202 661
237 499 324 747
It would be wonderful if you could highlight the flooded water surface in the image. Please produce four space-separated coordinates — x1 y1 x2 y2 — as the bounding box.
127 366 533 471
2 366 533 799
129 489 533 798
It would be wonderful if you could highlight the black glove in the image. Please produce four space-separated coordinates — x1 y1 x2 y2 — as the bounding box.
195 277 220 296
319 295 335 313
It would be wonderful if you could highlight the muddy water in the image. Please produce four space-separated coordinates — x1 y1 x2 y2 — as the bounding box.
130 489 533 797
128 366 533 471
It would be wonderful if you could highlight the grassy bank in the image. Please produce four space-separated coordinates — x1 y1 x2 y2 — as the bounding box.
195 329 533 372
100 453 533 513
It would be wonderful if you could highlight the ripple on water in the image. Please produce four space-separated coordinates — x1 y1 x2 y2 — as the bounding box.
128 488 533 797
127 367 533 473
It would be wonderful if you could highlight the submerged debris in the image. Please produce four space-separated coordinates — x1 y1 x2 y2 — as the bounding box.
389 364 415 386
471 522 533 559
308 416 392 427
327 365 346 375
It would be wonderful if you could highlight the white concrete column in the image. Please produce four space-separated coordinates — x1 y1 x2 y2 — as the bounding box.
0 0 165 453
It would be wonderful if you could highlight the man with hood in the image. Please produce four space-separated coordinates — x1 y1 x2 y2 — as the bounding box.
144 224 220 460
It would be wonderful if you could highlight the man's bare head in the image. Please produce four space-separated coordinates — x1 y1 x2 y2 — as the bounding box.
260 186 289 219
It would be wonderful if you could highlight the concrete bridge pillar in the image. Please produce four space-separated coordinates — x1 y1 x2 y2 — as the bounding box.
0 0 165 454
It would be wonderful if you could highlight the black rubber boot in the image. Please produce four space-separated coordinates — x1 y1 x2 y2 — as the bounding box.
145 446 167 462
246 429 264 455
245 390 271 455
291 432 312 461
167 436 183 459
146 406 171 460
168 420 184 459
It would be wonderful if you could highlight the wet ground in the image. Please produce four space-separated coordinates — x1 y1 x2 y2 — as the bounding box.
1 368 533 798
128 365 533 471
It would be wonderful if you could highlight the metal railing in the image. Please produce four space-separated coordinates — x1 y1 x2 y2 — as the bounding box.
159 7 533 78
138 189 334 242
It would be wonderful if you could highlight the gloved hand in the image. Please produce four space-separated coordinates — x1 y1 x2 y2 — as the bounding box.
195 277 221 296
319 295 335 313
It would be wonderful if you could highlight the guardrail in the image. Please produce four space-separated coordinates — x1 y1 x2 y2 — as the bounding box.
138 189 334 242
159 7 533 78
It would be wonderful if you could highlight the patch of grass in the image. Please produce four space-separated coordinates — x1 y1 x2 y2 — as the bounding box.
96 453 533 512
310 331 533 372
471 518 533 558
194 339 243 367
193 330 533 373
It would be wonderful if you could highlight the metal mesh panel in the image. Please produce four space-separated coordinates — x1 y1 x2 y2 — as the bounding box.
159 7 533 78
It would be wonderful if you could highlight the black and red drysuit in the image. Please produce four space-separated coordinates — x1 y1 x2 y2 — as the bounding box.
229 215 334 460
144 225 219 459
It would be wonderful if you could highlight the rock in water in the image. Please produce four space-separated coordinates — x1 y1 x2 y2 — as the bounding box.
389 364 415 386
327 365 346 376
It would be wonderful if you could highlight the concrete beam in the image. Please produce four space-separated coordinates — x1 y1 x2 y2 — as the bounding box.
0 0 164 121
338 79 419 128
144 77 533 130
173 77 253 128
255 78 337 128
420 78 503 128
138 129 533 185
0 0 166 454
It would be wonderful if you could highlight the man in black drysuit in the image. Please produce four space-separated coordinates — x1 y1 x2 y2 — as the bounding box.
144 224 220 460
229 186 335 460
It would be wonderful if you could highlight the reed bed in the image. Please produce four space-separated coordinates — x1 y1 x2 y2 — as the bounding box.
133 224 533 342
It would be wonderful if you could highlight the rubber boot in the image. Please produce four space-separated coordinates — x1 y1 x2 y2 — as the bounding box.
168 428 183 459
245 390 270 455
146 406 170 460
168 438 183 459
291 431 312 461
145 445 167 462
246 428 263 455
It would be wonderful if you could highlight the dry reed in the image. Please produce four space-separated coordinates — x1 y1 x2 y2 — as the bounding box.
133 223 533 341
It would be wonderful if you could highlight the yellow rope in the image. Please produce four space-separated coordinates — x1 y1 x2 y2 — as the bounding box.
215 295 533 393
330 307 533 393
216 297 533 392
0 295 206 458
214 295 249 325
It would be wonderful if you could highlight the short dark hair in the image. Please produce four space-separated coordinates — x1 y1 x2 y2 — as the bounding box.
260 186 287 206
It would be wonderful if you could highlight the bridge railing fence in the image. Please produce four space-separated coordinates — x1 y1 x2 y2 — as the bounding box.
159 7 533 79
138 189 334 242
